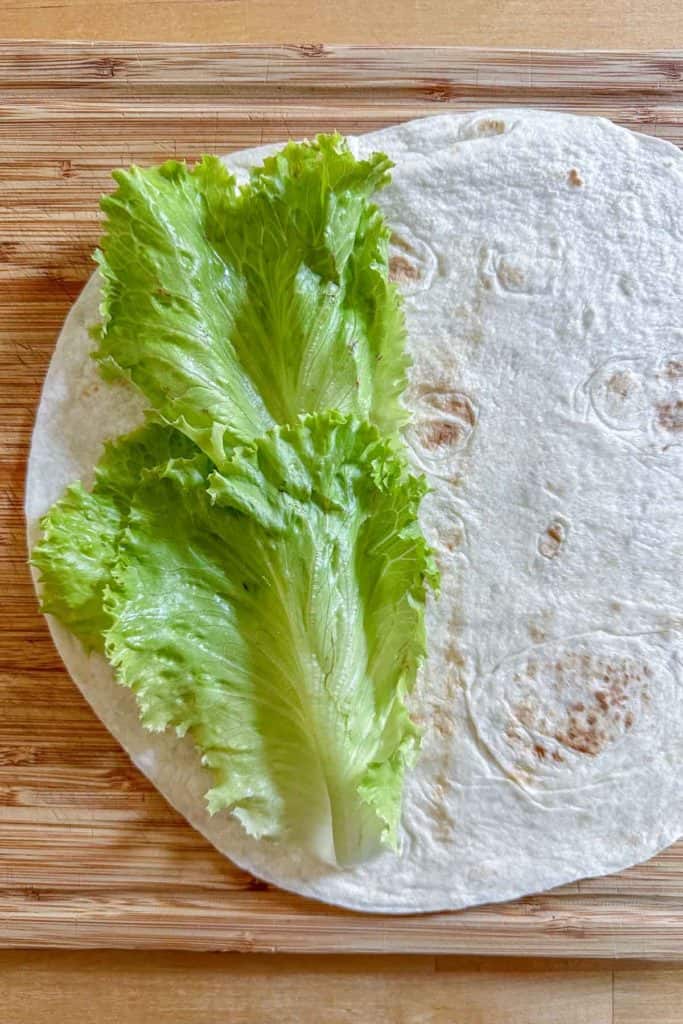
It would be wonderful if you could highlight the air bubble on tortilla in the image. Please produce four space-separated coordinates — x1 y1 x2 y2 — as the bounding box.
579 349 683 452
420 487 468 558
388 226 438 296
587 358 650 431
537 517 570 560
455 115 514 142
479 244 562 297
404 389 477 477
611 191 644 222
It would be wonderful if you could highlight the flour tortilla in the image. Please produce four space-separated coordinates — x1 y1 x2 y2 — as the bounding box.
26 110 683 913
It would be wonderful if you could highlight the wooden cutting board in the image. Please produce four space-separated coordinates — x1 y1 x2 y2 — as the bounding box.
2 42 682 958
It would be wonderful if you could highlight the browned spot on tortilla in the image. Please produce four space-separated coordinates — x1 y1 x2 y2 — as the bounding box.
506 653 647 763
81 382 101 399
390 231 416 252
539 519 567 560
657 400 683 432
418 389 477 427
444 637 467 671
556 666 638 755
389 254 421 284
475 118 506 136
552 749 565 763
418 420 464 450
528 622 545 643
528 609 554 645
555 723 604 756
497 259 525 289
664 359 683 380
533 744 547 760
567 168 583 187
607 371 636 399
444 394 475 425
429 699 457 738
516 704 535 729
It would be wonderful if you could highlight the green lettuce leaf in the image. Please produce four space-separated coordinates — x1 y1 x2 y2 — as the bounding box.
32 423 198 651
89 413 435 865
32 483 121 651
34 135 439 867
94 136 408 465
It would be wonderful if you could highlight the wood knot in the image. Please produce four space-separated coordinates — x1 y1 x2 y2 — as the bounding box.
425 80 456 102
298 43 326 57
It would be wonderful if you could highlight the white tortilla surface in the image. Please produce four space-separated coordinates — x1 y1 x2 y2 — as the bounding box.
26 110 683 913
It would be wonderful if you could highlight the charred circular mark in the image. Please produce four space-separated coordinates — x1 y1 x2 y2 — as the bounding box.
388 227 437 296
404 389 477 477
585 357 650 431
468 637 666 790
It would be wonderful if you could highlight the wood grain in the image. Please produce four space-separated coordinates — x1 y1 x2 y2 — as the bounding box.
0 0 681 50
1 42 682 957
1 952 617 1024
4 950 683 1024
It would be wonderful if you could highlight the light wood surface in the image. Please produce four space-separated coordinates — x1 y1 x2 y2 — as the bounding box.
3 951 683 1023
0 953 632 1023
1 42 682 961
0 0 682 50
